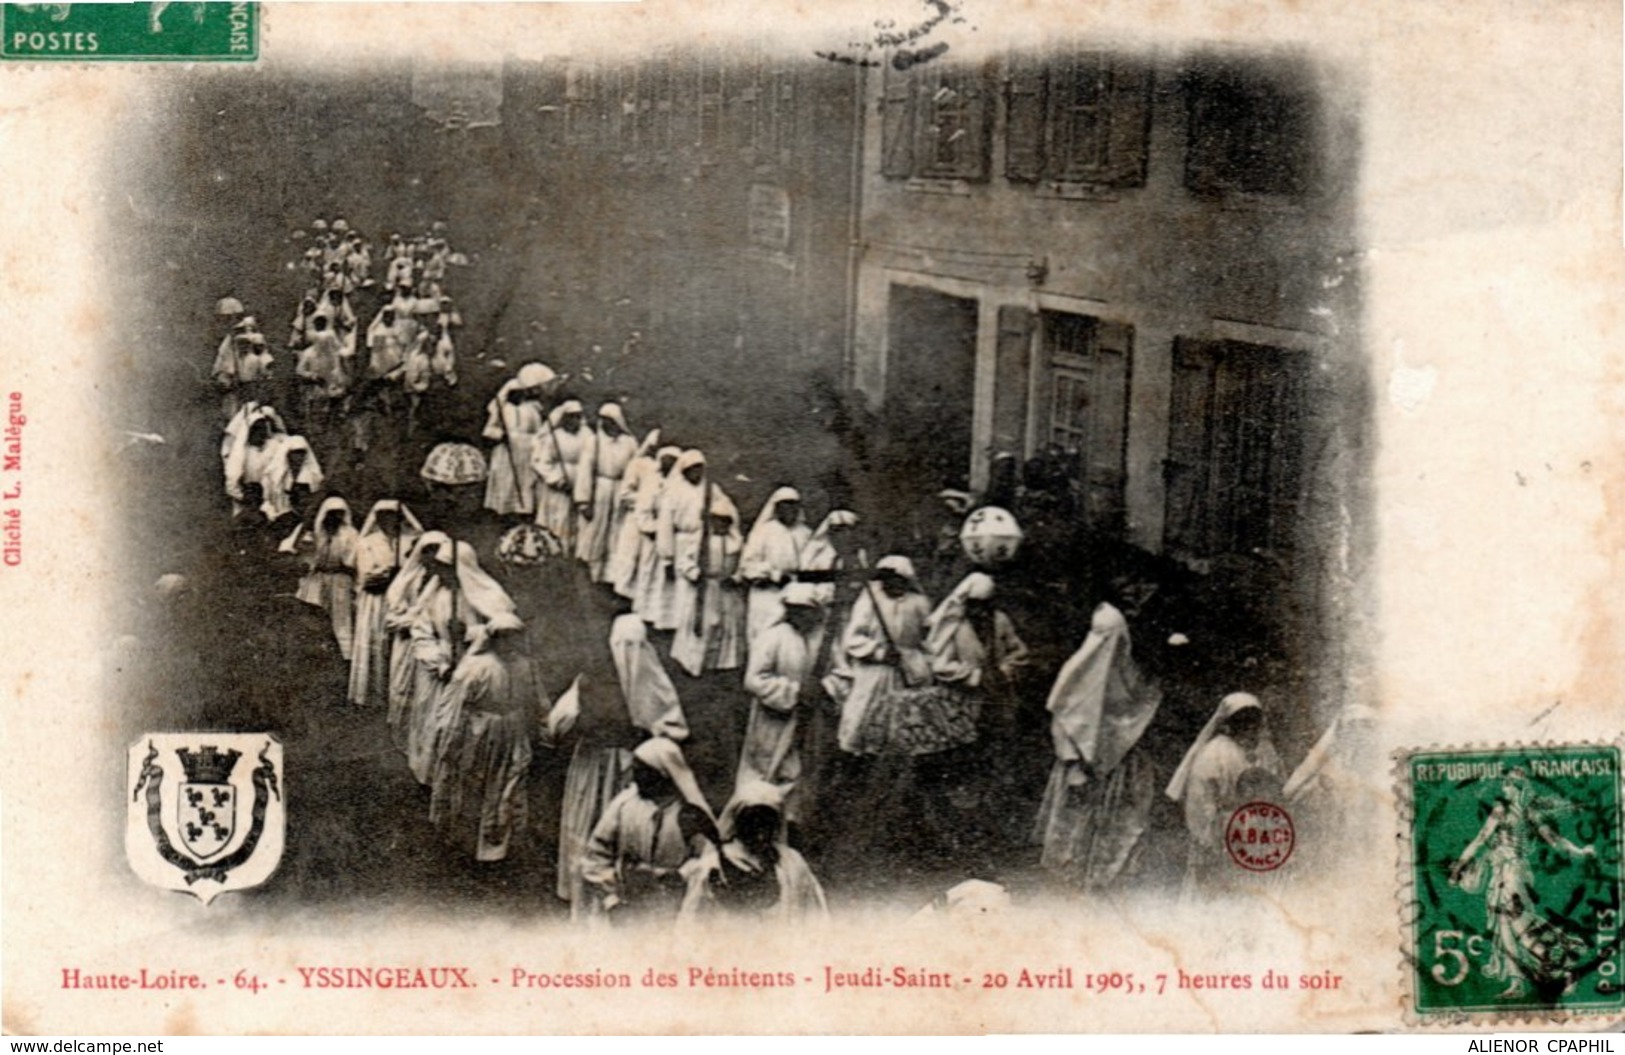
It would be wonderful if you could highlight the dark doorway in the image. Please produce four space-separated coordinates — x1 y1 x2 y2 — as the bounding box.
884 284 979 492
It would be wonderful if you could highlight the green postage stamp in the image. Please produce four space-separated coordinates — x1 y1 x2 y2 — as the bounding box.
1402 744 1623 1020
0 2 256 61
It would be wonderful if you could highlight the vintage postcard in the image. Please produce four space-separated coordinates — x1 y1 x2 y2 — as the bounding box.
2 0 1623 1035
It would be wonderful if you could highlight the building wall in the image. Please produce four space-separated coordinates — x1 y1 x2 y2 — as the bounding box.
501 53 863 514
851 47 1363 557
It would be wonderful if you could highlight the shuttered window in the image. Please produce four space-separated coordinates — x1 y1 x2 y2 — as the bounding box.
696 59 725 159
1038 310 1132 533
729 57 761 154
1163 339 1307 560
879 60 991 181
564 64 600 148
1004 52 1151 188
1184 59 1316 198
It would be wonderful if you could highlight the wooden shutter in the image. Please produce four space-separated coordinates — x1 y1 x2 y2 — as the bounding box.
1003 56 1047 182
1229 344 1306 556
772 70 796 165
1085 320 1133 531
955 65 993 181
879 63 914 178
1164 339 1218 555
1101 59 1152 187
1182 67 1227 195
992 306 1034 454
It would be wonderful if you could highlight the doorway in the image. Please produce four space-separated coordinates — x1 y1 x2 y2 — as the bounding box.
884 284 979 492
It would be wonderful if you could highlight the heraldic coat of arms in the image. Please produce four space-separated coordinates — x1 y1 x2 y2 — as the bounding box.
125 734 284 904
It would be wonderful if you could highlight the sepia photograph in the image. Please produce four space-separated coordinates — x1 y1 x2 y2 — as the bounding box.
3 0 1622 1035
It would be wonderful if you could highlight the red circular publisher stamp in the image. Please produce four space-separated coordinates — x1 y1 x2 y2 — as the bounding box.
1225 801 1295 872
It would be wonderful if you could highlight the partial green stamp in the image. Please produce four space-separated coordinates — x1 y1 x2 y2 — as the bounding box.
0 3 256 61
1403 744 1623 1018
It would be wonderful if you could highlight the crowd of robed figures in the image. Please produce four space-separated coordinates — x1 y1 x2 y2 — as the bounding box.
196 216 1374 924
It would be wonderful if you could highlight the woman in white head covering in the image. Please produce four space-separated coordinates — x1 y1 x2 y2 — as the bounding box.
347 500 425 709
259 433 325 522
220 399 280 473
404 538 519 785
430 318 457 387
385 530 450 752
1166 692 1283 898
799 509 864 609
233 332 275 410
364 304 407 383
531 398 590 550
735 583 824 824
212 323 274 422
1032 603 1163 890
670 486 746 678
556 614 690 908
830 555 933 754
429 613 539 862
655 449 718 631
1281 704 1378 875
482 362 553 518
400 329 434 435
581 736 718 920
294 313 350 430
631 445 683 626
739 487 812 647
211 317 260 422
221 402 286 509
679 780 829 926
606 429 663 597
575 403 640 583
791 510 865 832
924 572 1029 690
295 496 359 661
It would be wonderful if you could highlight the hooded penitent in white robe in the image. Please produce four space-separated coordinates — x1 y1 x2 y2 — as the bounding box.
429 614 539 862
797 509 862 661
1032 603 1162 890
221 402 286 505
258 434 324 522
296 329 350 397
830 556 932 754
735 585 819 824
364 310 407 381
404 539 519 785
923 572 1028 690
431 329 457 386
581 737 717 919
385 530 450 750
347 500 425 708
557 615 690 906
678 781 829 926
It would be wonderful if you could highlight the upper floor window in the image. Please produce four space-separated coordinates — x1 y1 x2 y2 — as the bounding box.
880 59 993 182
1184 59 1317 199
1004 51 1152 187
